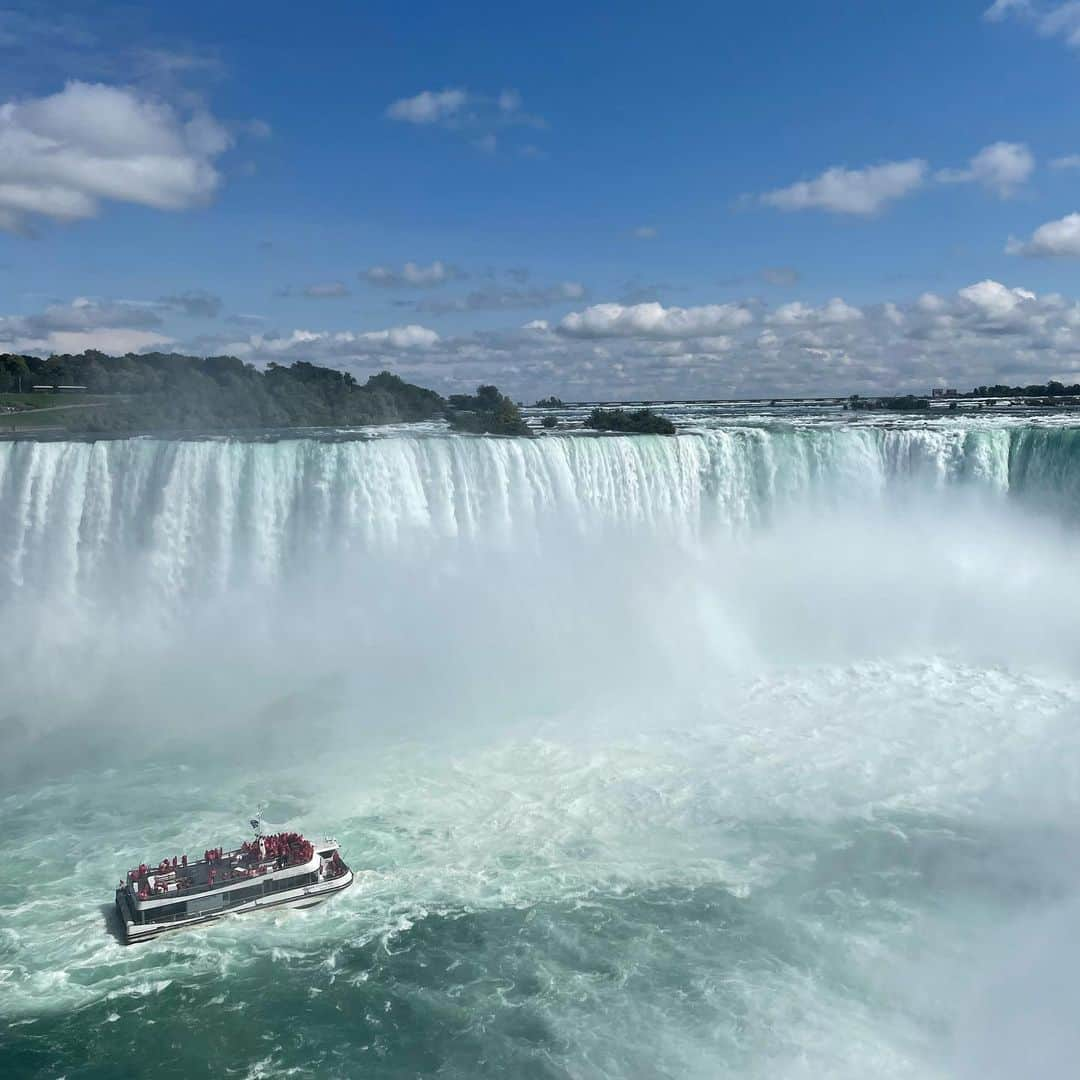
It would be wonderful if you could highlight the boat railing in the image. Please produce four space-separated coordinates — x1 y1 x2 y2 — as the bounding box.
134 847 317 900
136 863 347 925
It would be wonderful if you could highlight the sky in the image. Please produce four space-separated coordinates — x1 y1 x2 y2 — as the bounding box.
3 0 1080 400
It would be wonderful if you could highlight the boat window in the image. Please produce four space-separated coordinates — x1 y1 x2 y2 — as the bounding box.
151 901 188 920
227 884 264 904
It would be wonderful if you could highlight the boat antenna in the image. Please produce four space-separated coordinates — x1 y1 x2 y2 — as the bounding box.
250 804 264 838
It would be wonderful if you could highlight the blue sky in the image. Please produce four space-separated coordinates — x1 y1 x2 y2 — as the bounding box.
3 0 1080 398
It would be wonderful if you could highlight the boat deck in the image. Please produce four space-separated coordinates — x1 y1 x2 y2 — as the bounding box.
149 853 274 895
127 834 321 903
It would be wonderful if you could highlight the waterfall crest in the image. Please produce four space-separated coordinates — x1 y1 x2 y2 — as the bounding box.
3 424 1077 604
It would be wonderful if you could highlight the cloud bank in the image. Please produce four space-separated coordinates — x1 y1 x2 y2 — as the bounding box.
14 277 1080 401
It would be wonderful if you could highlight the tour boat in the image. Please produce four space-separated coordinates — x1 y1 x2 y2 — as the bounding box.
114 820 354 944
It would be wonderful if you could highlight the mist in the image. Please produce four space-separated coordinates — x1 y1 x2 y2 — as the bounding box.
4 432 1080 798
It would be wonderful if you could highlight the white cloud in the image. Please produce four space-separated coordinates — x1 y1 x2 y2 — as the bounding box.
633 225 658 239
984 1 1080 47
363 261 464 288
386 89 468 125
767 298 864 325
760 159 928 216
957 279 1037 319
14 297 163 333
0 80 230 232
237 325 440 359
0 296 175 353
1006 212 1080 256
936 141 1034 196
766 302 816 325
759 143 1034 222
558 301 753 339
1040 2 1080 43
1050 154 1080 169
692 336 735 352
385 86 544 146
43 328 172 353
984 0 1032 20
359 325 439 349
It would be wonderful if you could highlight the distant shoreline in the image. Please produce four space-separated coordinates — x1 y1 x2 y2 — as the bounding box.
5 402 1080 445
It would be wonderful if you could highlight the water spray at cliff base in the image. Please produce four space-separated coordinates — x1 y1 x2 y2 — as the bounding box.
3 417 1080 1078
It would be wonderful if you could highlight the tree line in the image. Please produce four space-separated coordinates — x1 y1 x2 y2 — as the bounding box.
0 351 446 433
963 382 1080 398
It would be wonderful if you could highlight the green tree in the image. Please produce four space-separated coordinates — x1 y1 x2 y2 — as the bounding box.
584 408 675 435
447 384 530 436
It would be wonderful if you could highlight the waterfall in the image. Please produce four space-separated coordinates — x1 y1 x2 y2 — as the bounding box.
2 424 1076 607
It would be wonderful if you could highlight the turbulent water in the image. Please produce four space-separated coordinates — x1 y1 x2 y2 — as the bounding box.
3 411 1080 1078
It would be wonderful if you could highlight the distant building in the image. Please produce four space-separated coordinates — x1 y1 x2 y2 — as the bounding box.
931 388 944 398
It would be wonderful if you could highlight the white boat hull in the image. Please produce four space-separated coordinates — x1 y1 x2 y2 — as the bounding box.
117 868 354 944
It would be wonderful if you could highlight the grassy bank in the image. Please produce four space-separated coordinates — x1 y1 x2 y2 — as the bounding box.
0 392 117 432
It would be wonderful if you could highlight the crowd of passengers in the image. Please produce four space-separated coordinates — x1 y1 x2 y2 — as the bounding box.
241 832 315 870
125 833 321 900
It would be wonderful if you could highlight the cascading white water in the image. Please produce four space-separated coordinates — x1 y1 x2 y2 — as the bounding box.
4 417 1080 1079
2 422 1068 607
